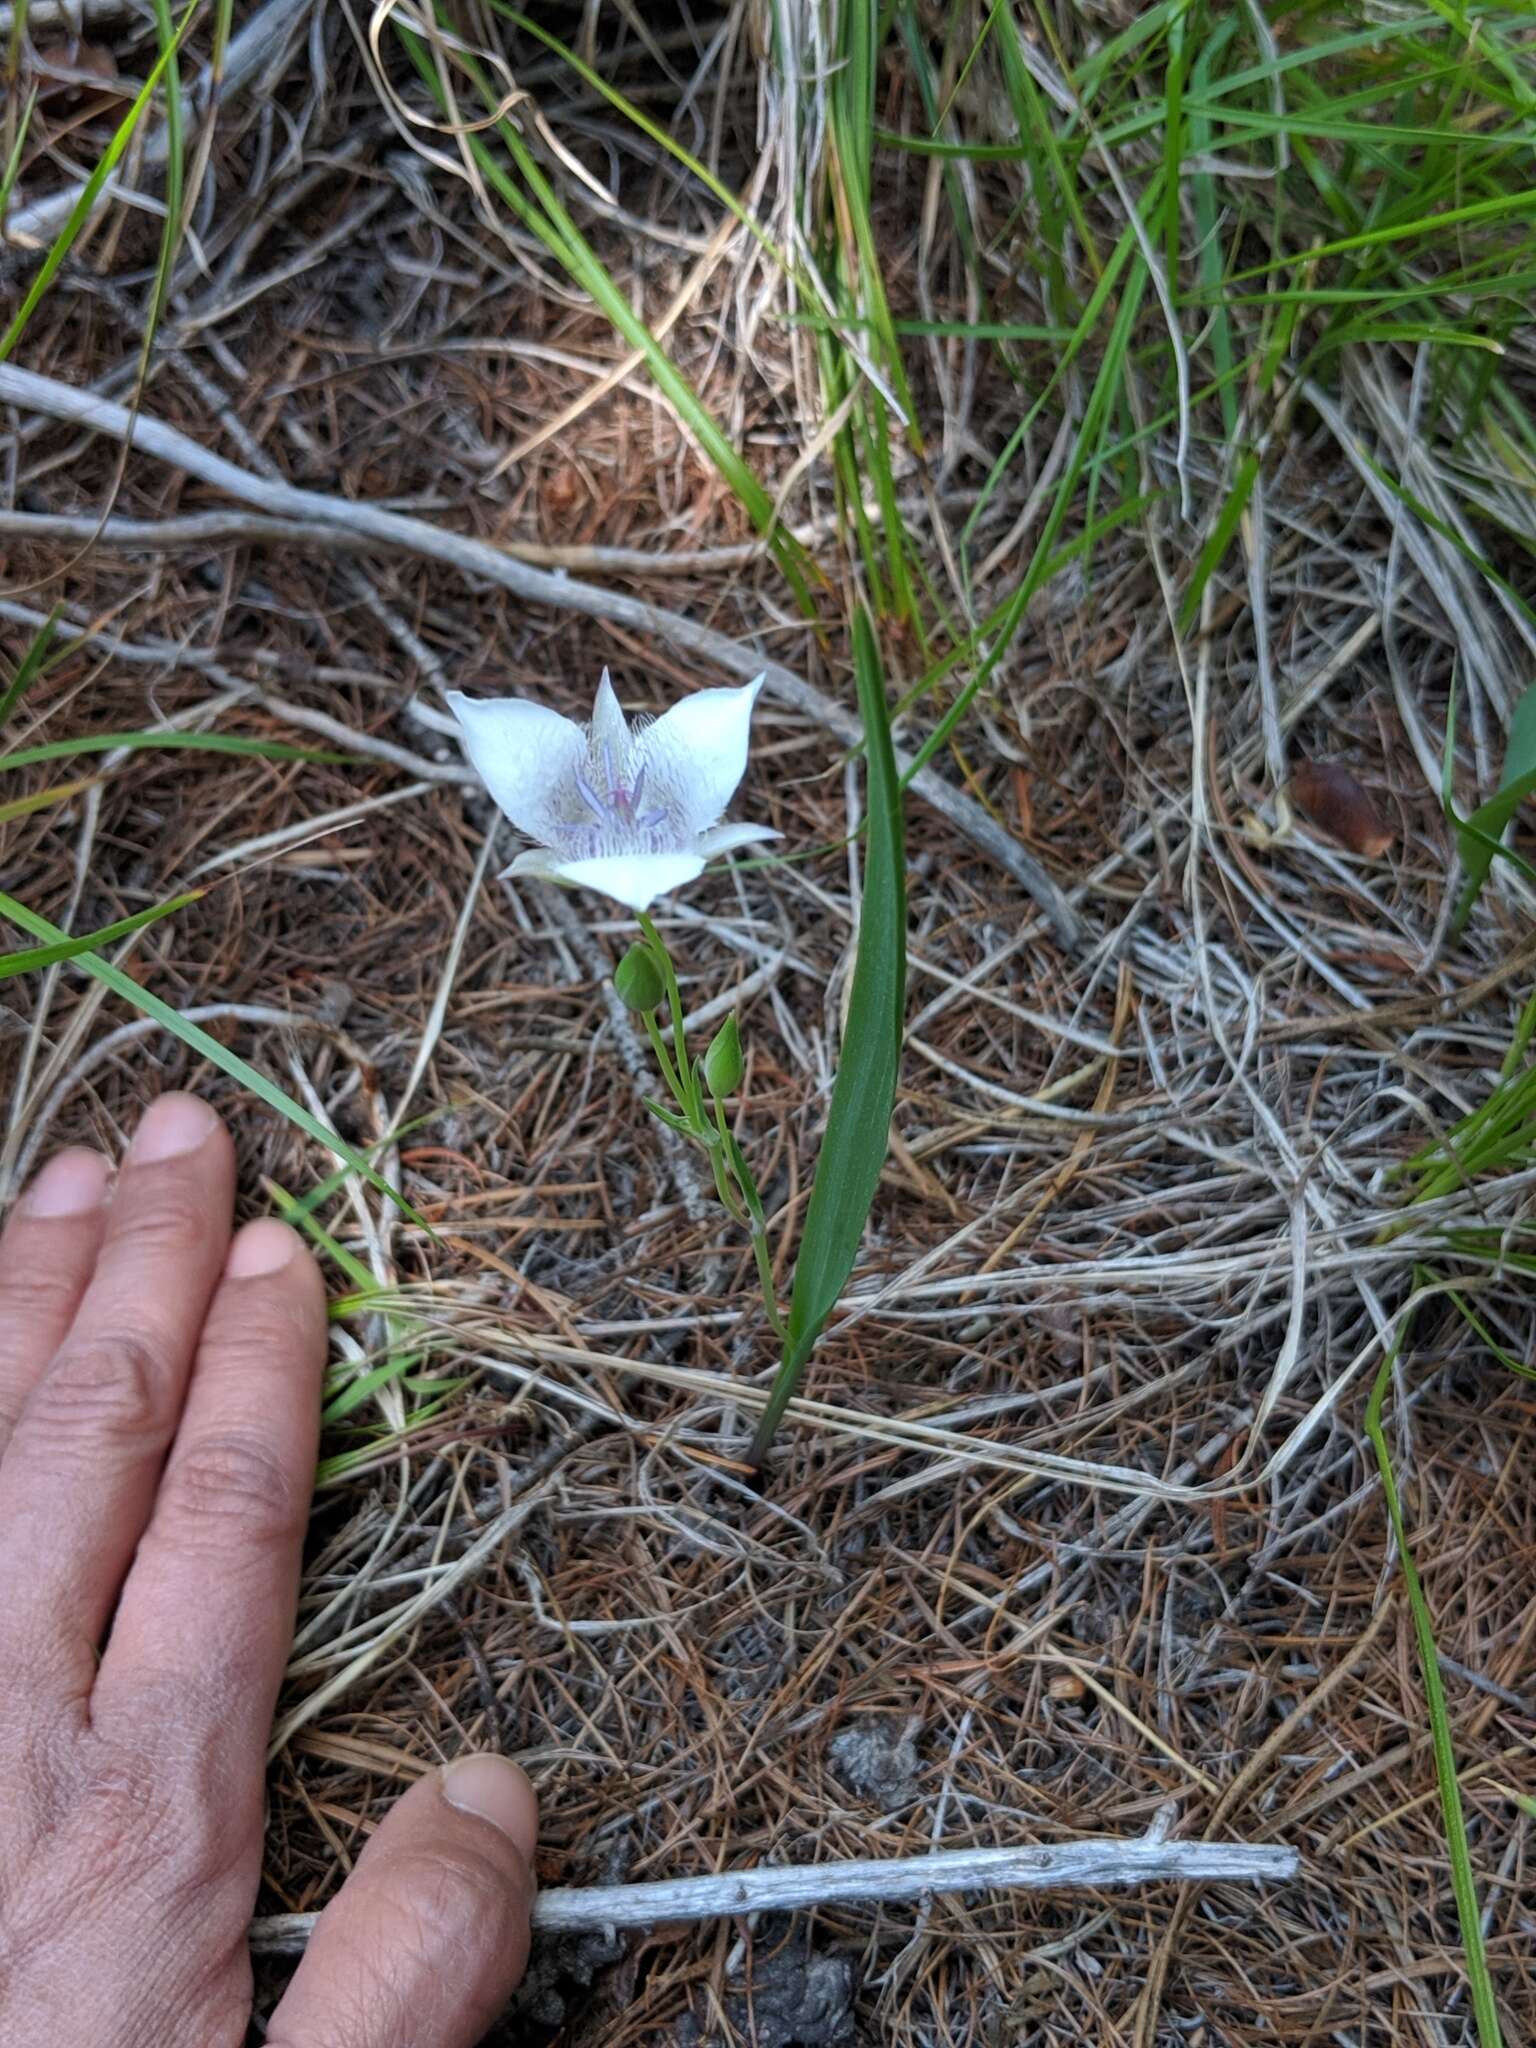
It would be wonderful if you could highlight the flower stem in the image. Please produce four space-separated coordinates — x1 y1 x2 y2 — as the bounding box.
642 1009 686 1109
713 1097 787 1341
636 909 699 1121
630 911 786 1345
748 1227 789 1345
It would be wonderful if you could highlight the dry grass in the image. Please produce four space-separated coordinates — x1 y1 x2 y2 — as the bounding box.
3 4 1536 2043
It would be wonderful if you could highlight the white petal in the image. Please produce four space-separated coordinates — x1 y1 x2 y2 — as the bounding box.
634 677 764 834
448 690 587 843
501 846 563 883
695 821 781 856
590 668 629 761
548 851 706 910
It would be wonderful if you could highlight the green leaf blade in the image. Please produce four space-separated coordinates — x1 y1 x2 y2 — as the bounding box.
1448 679 1536 927
0 886 425 1226
749 606 906 1466
0 889 201 978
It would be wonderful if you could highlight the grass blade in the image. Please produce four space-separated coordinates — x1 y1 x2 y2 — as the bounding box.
0 888 202 977
394 12 817 611
0 0 199 364
1448 679 1536 927
0 607 63 730
0 81 37 221
0 776 97 825
1364 1304 1506 2048
2 731 349 771
748 607 906 1468
0 886 424 1224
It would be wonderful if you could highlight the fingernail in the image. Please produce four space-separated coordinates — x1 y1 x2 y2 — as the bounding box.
226 1219 300 1279
441 1755 538 1859
130 1093 220 1164
24 1147 111 1218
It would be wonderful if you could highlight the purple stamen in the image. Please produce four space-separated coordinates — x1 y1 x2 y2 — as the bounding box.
574 767 609 823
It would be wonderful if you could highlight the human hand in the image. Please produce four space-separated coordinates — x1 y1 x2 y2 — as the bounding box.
0 1094 537 2047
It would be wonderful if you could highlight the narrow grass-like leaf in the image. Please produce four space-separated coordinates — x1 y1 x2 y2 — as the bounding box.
0 0 198 364
1354 446 1536 630
0 889 201 977
267 1177 379 1292
748 608 905 1467
1187 18 1242 443
2 730 349 771
395 13 816 611
139 0 186 368
1364 1306 1506 2048
489 6 787 270
1225 186 1536 283
1438 1287 1536 1383
0 82 36 220
1449 680 1536 926
0 607 62 731
0 886 424 1223
321 1352 429 1426
315 1410 448 1487
0 774 94 825
1180 448 1261 630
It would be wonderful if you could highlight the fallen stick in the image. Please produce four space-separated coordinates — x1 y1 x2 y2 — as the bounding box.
0 362 1082 949
0 0 143 29
249 1832 1298 1950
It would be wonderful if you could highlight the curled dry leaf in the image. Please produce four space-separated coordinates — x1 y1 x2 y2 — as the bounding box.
1289 758 1393 859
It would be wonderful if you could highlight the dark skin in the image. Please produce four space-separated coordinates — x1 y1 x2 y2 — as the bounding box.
0 1093 537 2047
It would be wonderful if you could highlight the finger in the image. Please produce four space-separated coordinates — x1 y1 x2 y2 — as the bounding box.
265 1757 538 2048
93 1219 327 1758
0 1148 112 1455
0 1094 234 1681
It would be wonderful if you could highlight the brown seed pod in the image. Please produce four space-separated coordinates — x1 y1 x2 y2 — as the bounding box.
1289 758 1393 859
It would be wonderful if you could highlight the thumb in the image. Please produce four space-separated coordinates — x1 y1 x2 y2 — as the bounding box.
264 1754 538 2048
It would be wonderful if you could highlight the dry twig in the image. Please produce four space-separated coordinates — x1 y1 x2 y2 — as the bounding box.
251 1827 1299 1948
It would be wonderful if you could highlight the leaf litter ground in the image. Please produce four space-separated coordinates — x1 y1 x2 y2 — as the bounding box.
2 6 1534 2043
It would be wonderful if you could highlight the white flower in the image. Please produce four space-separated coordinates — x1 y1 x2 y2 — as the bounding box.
448 670 778 912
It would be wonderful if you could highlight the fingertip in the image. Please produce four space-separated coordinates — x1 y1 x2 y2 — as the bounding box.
262 1755 540 2046
441 1754 539 1868
128 1091 225 1165
225 1216 307 1280
21 1146 111 1219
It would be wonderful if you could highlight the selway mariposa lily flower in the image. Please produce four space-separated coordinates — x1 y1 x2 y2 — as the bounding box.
448 670 777 912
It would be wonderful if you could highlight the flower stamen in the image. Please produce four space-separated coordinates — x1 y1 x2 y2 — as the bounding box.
574 767 610 823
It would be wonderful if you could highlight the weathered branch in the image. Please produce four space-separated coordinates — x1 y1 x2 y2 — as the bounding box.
250 1832 1297 1950
0 362 1082 949
0 0 143 30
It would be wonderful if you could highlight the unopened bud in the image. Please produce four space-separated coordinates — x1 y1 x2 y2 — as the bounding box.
614 943 664 1011
703 1013 743 1097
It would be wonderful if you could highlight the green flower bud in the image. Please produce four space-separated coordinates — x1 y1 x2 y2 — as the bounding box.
614 942 664 1012
703 1013 744 1098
